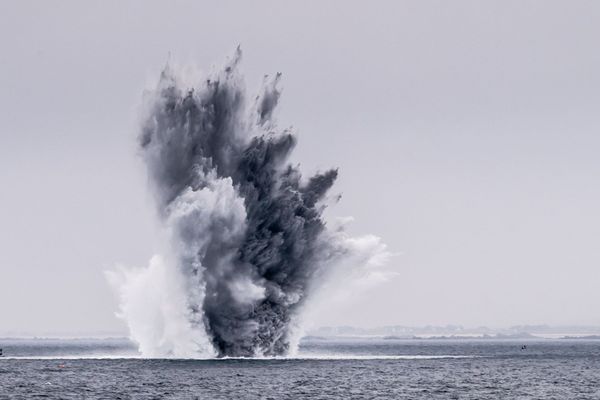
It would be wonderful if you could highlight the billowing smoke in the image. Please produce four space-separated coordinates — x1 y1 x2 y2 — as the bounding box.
109 49 390 358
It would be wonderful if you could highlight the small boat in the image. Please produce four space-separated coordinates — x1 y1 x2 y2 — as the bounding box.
0 348 3 357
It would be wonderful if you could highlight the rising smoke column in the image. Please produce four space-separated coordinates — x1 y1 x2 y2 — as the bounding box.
114 49 389 357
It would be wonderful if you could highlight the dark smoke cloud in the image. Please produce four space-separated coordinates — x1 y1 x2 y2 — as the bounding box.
140 49 339 356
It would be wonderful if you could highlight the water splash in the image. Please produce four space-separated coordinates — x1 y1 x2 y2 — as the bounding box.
109 49 390 358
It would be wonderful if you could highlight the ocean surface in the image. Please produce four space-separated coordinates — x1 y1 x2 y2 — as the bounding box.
1 338 599 399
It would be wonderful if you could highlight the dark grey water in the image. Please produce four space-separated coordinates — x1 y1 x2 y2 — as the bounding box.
1 338 599 399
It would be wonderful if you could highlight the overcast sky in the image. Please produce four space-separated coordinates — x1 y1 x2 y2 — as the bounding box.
1 0 599 335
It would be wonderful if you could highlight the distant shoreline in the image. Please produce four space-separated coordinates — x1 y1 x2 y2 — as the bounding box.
3 324 600 341
2 335 600 342
303 334 600 341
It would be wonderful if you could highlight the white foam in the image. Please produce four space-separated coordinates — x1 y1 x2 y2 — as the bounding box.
0 354 476 361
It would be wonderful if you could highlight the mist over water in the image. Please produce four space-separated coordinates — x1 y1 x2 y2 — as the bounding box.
108 49 389 358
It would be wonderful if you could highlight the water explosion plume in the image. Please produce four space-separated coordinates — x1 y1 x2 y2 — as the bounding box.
109 49 390 358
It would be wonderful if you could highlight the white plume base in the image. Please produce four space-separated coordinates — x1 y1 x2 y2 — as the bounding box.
106 255 217 358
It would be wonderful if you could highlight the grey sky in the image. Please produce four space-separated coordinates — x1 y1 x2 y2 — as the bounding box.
1 0 599 335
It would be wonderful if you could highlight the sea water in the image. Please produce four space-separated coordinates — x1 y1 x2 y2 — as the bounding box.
1 338 599 399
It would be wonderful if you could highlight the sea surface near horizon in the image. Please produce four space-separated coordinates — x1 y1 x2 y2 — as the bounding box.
1 337 599 399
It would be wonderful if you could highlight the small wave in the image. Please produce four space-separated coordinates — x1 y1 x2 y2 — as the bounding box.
248 355 478 361
0 355 143 360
